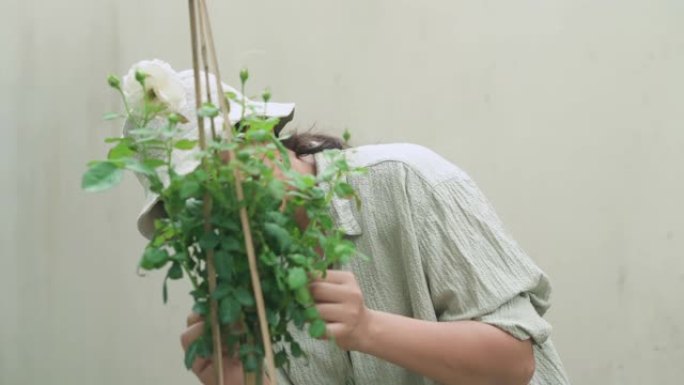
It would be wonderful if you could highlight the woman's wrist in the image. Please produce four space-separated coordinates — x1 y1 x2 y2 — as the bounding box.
352 308 381 353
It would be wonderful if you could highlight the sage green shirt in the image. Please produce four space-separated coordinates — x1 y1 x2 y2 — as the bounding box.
277 143 570 385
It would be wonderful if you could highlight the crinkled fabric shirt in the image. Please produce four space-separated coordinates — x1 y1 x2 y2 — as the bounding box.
276 143 570 385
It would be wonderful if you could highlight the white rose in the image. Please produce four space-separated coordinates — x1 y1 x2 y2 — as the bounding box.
122 59 187 114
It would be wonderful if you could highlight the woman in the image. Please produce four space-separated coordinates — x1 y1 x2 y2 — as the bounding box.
124 63 569 384
177 136 571 385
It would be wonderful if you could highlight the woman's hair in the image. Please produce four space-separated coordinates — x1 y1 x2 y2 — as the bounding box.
281 132 347 157
237 118 347 157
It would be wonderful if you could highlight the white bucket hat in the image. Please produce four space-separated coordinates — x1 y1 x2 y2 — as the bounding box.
122 60 295 239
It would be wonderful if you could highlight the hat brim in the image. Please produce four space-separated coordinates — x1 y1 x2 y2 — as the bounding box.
137 191 164 240
177 70 296 127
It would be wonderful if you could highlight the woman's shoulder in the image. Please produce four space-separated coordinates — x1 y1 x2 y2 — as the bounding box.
344 142 471 187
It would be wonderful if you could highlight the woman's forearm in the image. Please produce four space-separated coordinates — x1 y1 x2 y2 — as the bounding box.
356 310 535 385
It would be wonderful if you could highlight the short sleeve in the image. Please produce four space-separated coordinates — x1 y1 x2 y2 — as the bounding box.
415 174 553 345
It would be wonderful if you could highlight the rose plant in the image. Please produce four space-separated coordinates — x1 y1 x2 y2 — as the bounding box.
83 59 365 385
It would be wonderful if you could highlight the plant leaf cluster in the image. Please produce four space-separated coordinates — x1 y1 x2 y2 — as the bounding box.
83 70 366 373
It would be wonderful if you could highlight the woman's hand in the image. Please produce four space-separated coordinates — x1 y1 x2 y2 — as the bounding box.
180 312 245 385
310 270 374 351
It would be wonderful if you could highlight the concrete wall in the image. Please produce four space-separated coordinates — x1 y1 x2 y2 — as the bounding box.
1 0 682 384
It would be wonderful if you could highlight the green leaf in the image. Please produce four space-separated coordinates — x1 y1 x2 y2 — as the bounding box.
267 309 279 326
104 137 126 143
219 297 241 324
234 287 255 307
265 211 288 226
199 231 220 250
334 158 350 172
246 128 270 141
267 179 285 201
318 215 333 229
243 354 258 372
174 139 197 150
179 180 200 199
213 212 240 232
168 262 183 280
144 158 166 168
214 251 233 279
333 243 355 263
275 350 288 367
292 307 306 328
198 337 213 358
197 103 219 118
264 223 292 253
124 159 155 176
236 147 255 162
308 319 327 339
287 267 308 290
304 306 320 320
301 174 316 188
295 286 312 306
103 112 121 121
184 339 201 369
334 182 355 198
259 250 277 266
162 277 169 304
168 113 189 125
82 161 124 192
290 341 303 358
140 247 169 270
193 169 209 182
289 254 308 265
239 345 255 356
221 237 242 253
192 301 208 316
211 283 231 300
170 251 188 262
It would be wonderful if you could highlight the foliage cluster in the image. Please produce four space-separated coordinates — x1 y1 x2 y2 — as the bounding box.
83 67 365 373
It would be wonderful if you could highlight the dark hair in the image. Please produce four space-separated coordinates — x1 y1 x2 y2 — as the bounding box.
281 132 347 157
237 113 347 157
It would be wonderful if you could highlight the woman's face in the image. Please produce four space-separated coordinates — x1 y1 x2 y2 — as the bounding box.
221 146 316 229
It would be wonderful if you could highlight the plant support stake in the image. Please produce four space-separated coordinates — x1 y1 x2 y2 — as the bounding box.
197 0 277 382
189 1 278 384
188 1 224 384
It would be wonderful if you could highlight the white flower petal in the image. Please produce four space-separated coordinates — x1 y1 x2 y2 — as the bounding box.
121 59 187 113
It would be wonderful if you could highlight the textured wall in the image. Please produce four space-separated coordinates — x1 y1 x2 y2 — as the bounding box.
1 1 683 384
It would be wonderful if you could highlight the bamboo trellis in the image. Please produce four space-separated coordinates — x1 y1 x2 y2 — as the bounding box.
188 1 276 384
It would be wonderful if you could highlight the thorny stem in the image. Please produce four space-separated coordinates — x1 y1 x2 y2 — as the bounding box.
182 262 200 291
116 88 136 127
163 136 200 293
241 80 246 122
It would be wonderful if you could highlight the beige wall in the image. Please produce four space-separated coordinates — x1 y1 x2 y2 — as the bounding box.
2 1 683 384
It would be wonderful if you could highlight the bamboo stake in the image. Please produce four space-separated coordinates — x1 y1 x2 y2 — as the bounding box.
188 1 224 385
197 4 218 141
197 1 277 383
